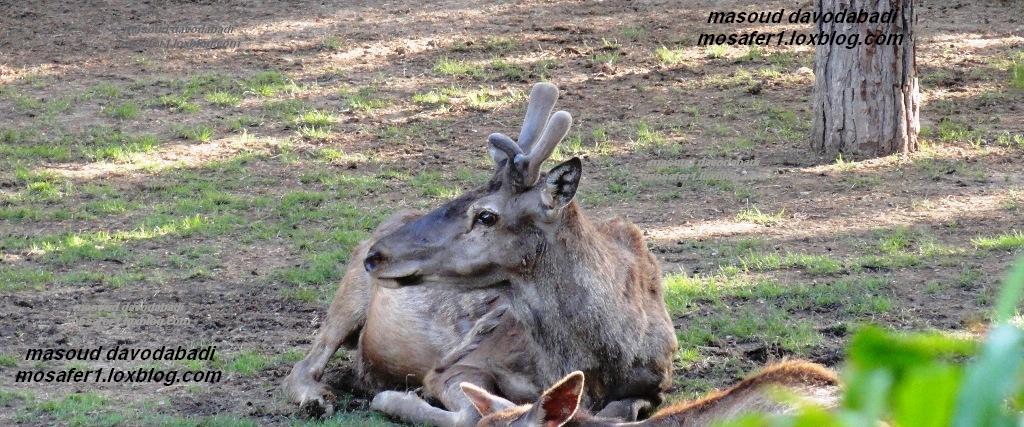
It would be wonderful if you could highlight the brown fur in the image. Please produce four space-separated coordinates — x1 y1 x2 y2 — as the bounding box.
643 360 839 425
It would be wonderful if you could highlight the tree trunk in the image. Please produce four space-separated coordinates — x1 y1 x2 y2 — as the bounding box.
811 0 920 159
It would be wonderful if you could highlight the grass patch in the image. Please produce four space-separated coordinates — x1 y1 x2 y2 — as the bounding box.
1 126 39 144
0 144 72 162
105 101 139 120
434 57 485 78
996 131 1024 148
224 351 270 376
321 35 344 51
851 228 953 271
666 272 894 320
264 99 306 123
735 206 785 226
9 166 65 201
314 148 369 165
676 306 822 352
621 25 647 40
9 215 224 265
632 121 678 154
90 136 158 162
655 45 686 65
23 391 128 426
0 267 53 292
705 45 729 59
294 109 338 140
177 124 215 142
157 93 199 113
739 46 764 62
490 58 528 81
295 109 337 128
410 171 458 198
973 230 1024 251
0 389 32 406
0 354 17 367
412 88 452 107
276 249 350 302
738 251 844 275
205 91 241 107
226 115 262 132
935 119 984 146
592 51 620 65
85 127 159 162
464 86 525 111
480 35 515 52
1011 58 1024 89
89 82 121 98
244 70 299 97
342 86 389 113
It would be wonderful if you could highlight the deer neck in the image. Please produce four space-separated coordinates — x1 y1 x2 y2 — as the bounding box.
509 202 645 373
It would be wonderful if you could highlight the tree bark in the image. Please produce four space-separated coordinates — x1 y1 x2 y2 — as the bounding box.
811 0 920 159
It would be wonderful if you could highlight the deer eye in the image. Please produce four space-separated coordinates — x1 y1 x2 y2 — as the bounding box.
475 210 498 227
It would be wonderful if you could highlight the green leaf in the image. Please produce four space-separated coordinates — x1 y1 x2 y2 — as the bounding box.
995 257 1024 322
952 324 1024 427
847 326 976 371
892 364 962 427
841 367 892 421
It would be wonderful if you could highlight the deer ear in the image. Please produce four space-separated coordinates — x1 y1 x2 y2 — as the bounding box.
528 371 585 427
460 382 515 416
543 157 582 210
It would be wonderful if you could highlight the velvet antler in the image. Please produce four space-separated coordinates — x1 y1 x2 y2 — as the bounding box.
488 82 573 190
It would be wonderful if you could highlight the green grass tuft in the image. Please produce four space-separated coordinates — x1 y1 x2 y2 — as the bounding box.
434 57 486 78
244 71 299 97
655 45 686 65
973 230 1024 251
177 125 215 142
158 94 199 113
342 86 388 113
205 91 242 107
105 101 140 120
735 206 785 226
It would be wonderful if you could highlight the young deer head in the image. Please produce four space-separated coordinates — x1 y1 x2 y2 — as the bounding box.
459 361 841 427
460 371 585 427
363 82 579 289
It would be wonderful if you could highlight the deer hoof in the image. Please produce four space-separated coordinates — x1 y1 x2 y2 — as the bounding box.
299 387 337 417
289 378 336 418
369 390 415 414
300 395 335 418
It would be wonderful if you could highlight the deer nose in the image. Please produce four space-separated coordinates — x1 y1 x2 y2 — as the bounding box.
364 249 387 273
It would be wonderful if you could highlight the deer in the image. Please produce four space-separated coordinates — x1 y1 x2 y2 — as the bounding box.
459 360 841 427
283 82 677 426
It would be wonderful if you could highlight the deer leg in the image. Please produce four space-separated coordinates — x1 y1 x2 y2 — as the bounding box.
404 308 511 426
283 264 369 417
371 307 509 426
285 211 421 417
370 368 496 427
370 390 462 427
596 398 654 421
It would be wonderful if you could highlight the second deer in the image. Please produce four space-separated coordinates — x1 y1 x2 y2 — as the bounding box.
461 360 841 426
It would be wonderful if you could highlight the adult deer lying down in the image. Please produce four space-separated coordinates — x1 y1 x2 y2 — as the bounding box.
461 360 841 426
283 82 677 426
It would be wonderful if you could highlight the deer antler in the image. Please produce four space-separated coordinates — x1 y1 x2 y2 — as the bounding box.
488 82 573 189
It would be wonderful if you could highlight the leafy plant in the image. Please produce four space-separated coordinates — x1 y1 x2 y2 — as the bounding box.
722 257 1024 426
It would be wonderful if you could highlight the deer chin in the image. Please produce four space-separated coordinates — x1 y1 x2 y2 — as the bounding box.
374 275 424 289
371 262 425 289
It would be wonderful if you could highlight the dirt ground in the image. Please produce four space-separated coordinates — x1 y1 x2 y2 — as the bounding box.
1 0 1022 425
